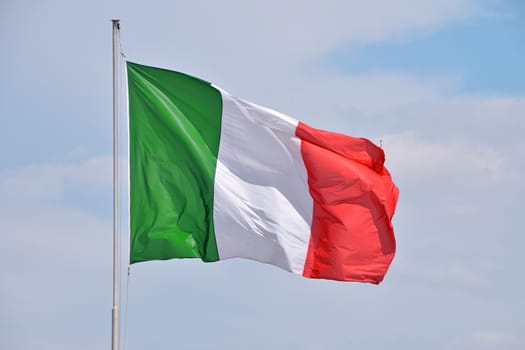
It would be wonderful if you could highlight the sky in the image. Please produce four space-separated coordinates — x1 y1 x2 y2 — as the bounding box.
1 0 524 349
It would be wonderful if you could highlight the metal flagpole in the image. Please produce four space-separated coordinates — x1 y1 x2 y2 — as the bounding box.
111 18 120 350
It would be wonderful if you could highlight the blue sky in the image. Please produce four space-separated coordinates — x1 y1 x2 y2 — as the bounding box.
1 1 524 349
328 7 524 95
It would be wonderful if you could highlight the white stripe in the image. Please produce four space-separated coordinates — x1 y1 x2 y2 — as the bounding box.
213 89 313 274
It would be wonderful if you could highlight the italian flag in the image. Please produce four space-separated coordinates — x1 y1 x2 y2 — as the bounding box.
127 62 399 284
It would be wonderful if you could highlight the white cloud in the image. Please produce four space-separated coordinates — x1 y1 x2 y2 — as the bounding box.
445 331 525 350
122 0 482 68
0 155 117 350
0 204 113 350
381 131 508 180
242 72 464 120
397 259 489 289
1 0 483 101
0 156 113 202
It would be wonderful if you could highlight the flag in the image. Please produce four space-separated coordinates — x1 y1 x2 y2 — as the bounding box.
127 61 399 284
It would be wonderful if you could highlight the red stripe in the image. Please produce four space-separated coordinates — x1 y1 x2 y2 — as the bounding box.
297 122 399 284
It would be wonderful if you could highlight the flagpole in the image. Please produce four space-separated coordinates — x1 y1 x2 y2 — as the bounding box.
111 18 120 350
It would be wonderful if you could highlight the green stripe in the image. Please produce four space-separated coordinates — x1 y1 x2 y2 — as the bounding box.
127 62 221 263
